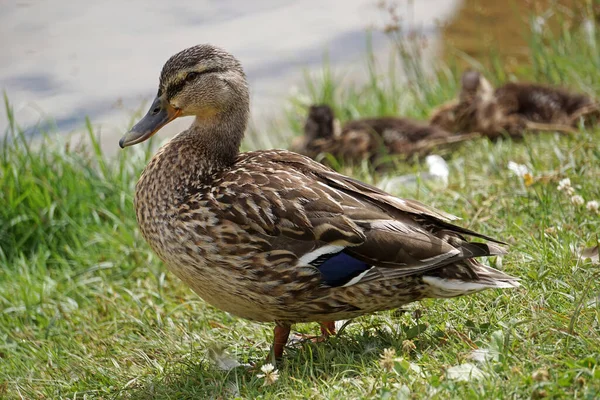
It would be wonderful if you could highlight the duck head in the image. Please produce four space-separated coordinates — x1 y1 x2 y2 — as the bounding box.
304 105 336 141
120 44 249 148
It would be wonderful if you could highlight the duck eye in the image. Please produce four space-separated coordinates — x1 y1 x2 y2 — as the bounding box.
185 72 200 82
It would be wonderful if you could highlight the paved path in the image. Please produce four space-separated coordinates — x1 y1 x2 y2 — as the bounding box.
0 0 459 154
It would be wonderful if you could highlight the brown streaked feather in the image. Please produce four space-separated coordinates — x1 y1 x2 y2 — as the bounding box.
210 149 506 275
241 149 508 245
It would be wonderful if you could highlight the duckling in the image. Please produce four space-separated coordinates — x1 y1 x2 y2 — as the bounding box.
293 104 479 167
430 70 598 138
119 45 519 361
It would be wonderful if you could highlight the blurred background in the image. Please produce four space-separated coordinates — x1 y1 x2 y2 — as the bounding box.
0 0 591 154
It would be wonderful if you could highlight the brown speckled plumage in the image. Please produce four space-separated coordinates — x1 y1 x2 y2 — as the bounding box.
291 105 479 167
121 45 519 360
430 70 599 138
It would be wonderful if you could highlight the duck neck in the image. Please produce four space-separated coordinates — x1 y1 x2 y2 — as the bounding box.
177 105 249 175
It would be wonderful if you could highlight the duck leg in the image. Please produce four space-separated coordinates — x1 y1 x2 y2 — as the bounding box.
319 321 336 338
290 321 337 342
268 322 336 363
271 324 291 361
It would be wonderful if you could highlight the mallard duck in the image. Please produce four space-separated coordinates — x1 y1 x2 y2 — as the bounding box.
119 45 519 361
291 104 479 167
430 70 599 138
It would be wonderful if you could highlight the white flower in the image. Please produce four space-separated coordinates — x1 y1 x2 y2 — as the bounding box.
402 339 416 354
380 348 400 372
532 368 550 382
571 195 585 206
557 178 571 192
260 363 275 374
508 161 530 177
257 363 279 386
586 200 599 213
557 178 575 195
583 18 596 46
532 15 546 34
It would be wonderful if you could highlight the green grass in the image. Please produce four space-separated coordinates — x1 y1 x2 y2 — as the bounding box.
2 8 600 400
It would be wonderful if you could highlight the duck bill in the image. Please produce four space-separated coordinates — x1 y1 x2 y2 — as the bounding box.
119 96 181 148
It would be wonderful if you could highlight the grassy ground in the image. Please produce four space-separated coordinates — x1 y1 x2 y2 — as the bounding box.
2 7 600 400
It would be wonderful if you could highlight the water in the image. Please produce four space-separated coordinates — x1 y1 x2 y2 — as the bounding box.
441 0 585 70
0 0 459 154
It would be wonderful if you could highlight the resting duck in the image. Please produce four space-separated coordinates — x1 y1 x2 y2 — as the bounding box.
119 45 519 361
430 70 598 138
291 104 479 166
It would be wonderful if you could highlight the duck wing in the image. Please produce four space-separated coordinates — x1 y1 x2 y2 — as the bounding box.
213 150 517 289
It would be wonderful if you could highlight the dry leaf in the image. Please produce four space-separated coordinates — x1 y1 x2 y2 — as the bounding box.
206 344 243 371
425 155 449 186
446 363 487 381
580 245 599 264
377 155 449 192
468 349 498 363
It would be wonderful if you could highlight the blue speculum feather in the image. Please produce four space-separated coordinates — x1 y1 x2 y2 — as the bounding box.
313 251 371 287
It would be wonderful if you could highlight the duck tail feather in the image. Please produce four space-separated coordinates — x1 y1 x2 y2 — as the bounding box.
422 260 520 298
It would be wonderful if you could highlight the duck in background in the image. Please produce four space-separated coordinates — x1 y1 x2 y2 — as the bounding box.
430 70 599 139
291 104 479 168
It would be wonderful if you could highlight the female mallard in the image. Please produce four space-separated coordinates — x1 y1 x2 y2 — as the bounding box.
120 45 519 361
291 104 479 167
430 70 598 138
